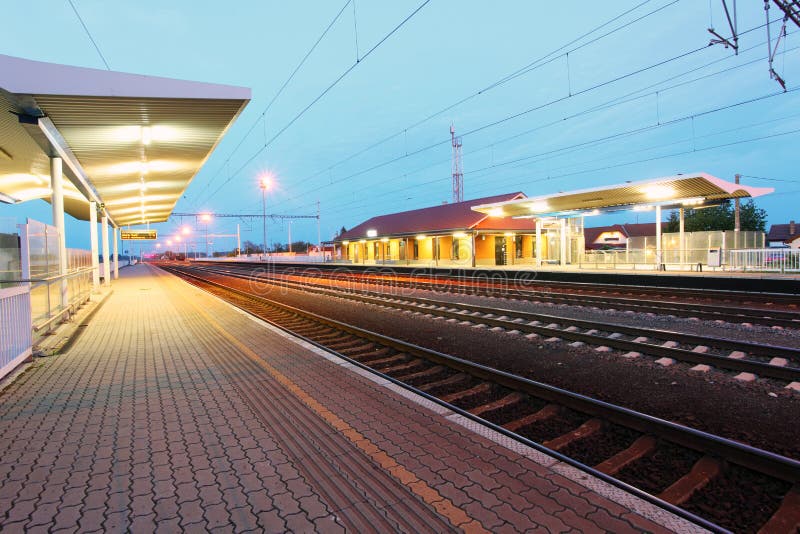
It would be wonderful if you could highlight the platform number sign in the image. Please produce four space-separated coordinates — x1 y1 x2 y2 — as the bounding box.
121 230 157 240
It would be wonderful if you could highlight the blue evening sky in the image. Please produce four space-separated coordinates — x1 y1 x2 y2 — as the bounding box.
1 1 798 250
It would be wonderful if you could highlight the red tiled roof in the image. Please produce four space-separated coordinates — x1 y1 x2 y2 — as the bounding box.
337 192 526 241
767 222 798 242
583 224 627 250
621 222 657 237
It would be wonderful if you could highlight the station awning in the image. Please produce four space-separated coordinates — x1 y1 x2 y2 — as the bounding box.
470 173 774 219
0 54 250 227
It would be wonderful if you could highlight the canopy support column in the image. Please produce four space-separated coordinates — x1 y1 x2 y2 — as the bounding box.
101 211 111 286
656 205 663 268
471 232 476 268
679 207 685 267
535 220 542 268
50 157 68 309
89 202 100 289
559 218 567 267
113 227 119 279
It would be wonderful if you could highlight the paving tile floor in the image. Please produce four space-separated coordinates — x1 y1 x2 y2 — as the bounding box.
0 264 698 533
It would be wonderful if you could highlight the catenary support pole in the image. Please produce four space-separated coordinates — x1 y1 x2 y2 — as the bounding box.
656 205 662 269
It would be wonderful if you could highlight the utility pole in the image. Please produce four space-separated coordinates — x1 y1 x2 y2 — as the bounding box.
236 224 241 257
288 221 292 253
317 200 321 252
734 173 741 231
734 173 741 250
451 124 464 203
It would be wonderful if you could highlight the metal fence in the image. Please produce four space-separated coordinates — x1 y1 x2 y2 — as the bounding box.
0 284 32 379
729 248 800 272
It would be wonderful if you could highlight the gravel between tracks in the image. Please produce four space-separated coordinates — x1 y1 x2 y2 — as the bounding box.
239 276 800 460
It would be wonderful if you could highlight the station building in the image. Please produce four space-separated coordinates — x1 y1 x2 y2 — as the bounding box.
334 173 773 269
336 192 547 267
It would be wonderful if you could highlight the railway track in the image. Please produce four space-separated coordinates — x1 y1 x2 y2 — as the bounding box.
188 264 800 385
164 263 800 533
207 262 800 329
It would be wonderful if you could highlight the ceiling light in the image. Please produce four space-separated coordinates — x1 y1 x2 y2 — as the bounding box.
141 126 152 145
528 201 550 212
642 185 675 200
452 232 467 238
416 234 427 240
380 237 389 242
366 229 378 238
342 240 350 245
488 207 504 217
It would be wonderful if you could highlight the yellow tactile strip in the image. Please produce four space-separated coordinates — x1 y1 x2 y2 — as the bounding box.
187 292 490 533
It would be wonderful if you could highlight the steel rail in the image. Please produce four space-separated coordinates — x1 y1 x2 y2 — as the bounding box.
189 265 800 382
165 264 800 486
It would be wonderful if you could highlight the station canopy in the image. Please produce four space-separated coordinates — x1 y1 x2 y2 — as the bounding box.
470 173 773 219
0 54 250 226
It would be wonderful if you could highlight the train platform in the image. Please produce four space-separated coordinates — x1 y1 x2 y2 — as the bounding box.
0 264 701 532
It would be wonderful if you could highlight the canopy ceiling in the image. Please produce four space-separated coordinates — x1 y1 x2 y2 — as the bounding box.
470 173 774 219
0 54 250 226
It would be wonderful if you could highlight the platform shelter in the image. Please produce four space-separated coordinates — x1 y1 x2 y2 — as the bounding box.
0 54 250 378
471 173 772 268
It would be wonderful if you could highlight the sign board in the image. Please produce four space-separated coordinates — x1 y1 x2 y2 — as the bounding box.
121 230 157 240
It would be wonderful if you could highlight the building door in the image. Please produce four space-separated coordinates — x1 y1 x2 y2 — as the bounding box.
494 236 507 265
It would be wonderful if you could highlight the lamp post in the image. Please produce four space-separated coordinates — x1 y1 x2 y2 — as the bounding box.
259 175 272 258
181 225 191 259
200 213 212 258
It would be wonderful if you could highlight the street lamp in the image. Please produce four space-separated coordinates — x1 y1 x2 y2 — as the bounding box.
200 213 212 258
180 226 191 258
259 174 272 257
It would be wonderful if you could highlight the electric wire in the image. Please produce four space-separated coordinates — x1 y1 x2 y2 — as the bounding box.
67 0 111 70
191 0 352 206
310 87 800 219
279 15 786 210
198 0 432 205
281 24 785 208
287 0 675 188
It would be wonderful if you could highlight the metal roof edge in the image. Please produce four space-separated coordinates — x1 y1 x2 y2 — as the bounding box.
0 54 251 101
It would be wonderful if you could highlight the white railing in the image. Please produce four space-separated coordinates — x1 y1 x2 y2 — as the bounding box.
728 248 800 272
579 249 724 271
0 284 32 380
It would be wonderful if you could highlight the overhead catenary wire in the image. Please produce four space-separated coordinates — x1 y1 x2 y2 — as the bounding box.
67 0 111 70
279 14 786 211
286 0 676 189
197 0 432 206
191 0 353 207
280 40 798 216
281 24 783 208
310 86 800 219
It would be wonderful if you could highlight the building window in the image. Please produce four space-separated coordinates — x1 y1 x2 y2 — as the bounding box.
515 235 523 258
413 240 419 260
